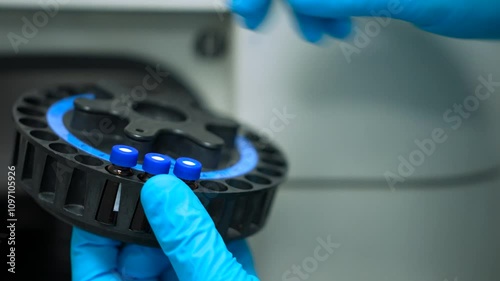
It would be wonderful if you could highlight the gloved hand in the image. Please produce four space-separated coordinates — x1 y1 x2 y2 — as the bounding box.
230 0 500 42
71 174 259 281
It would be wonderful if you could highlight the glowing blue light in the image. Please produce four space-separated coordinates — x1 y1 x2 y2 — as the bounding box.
46 94 258 179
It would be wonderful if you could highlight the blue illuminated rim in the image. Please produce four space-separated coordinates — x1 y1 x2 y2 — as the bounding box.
46 94 259 180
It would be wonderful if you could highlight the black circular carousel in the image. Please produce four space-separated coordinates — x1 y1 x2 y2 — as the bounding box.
11 77 287 247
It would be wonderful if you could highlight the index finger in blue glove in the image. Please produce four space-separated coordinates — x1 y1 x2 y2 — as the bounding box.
158 241 256 281
141 175 259 281
71 227 122 281
117 244 170 281
226 240 258 277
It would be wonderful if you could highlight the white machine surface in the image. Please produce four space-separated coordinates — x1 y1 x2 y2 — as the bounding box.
0 0 222 11
1 2 499 280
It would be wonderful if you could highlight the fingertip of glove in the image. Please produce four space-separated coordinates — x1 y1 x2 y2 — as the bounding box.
141 174 183 197
141 174 196 213
304 31 324 43
230 0 268 16
325 18 353 39
298 24 324 43
244 16 266 30
293 13 325 43
229 0 247 14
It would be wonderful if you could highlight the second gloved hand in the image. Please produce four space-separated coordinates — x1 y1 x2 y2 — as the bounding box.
230 0 500 41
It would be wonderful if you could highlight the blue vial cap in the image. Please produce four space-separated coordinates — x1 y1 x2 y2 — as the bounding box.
110 145 139 168
143 153 172 175
173 157 202 181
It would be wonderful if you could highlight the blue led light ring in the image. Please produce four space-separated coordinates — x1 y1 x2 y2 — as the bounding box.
47 94 258 179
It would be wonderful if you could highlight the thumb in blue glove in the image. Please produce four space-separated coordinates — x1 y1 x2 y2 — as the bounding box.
230 0 500 42
71 174 259 281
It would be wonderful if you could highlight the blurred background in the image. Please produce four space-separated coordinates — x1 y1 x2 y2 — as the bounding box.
0 1 500 280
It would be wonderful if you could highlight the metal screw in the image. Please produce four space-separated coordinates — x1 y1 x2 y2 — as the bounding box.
195 29 227 58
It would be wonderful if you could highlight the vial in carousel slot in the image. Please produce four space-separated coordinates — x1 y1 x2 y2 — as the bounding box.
173 157 202 190
106 145 138 177
138 153 172 182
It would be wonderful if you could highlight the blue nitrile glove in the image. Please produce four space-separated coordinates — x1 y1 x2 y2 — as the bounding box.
71 174 259 281
230 0 500 42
